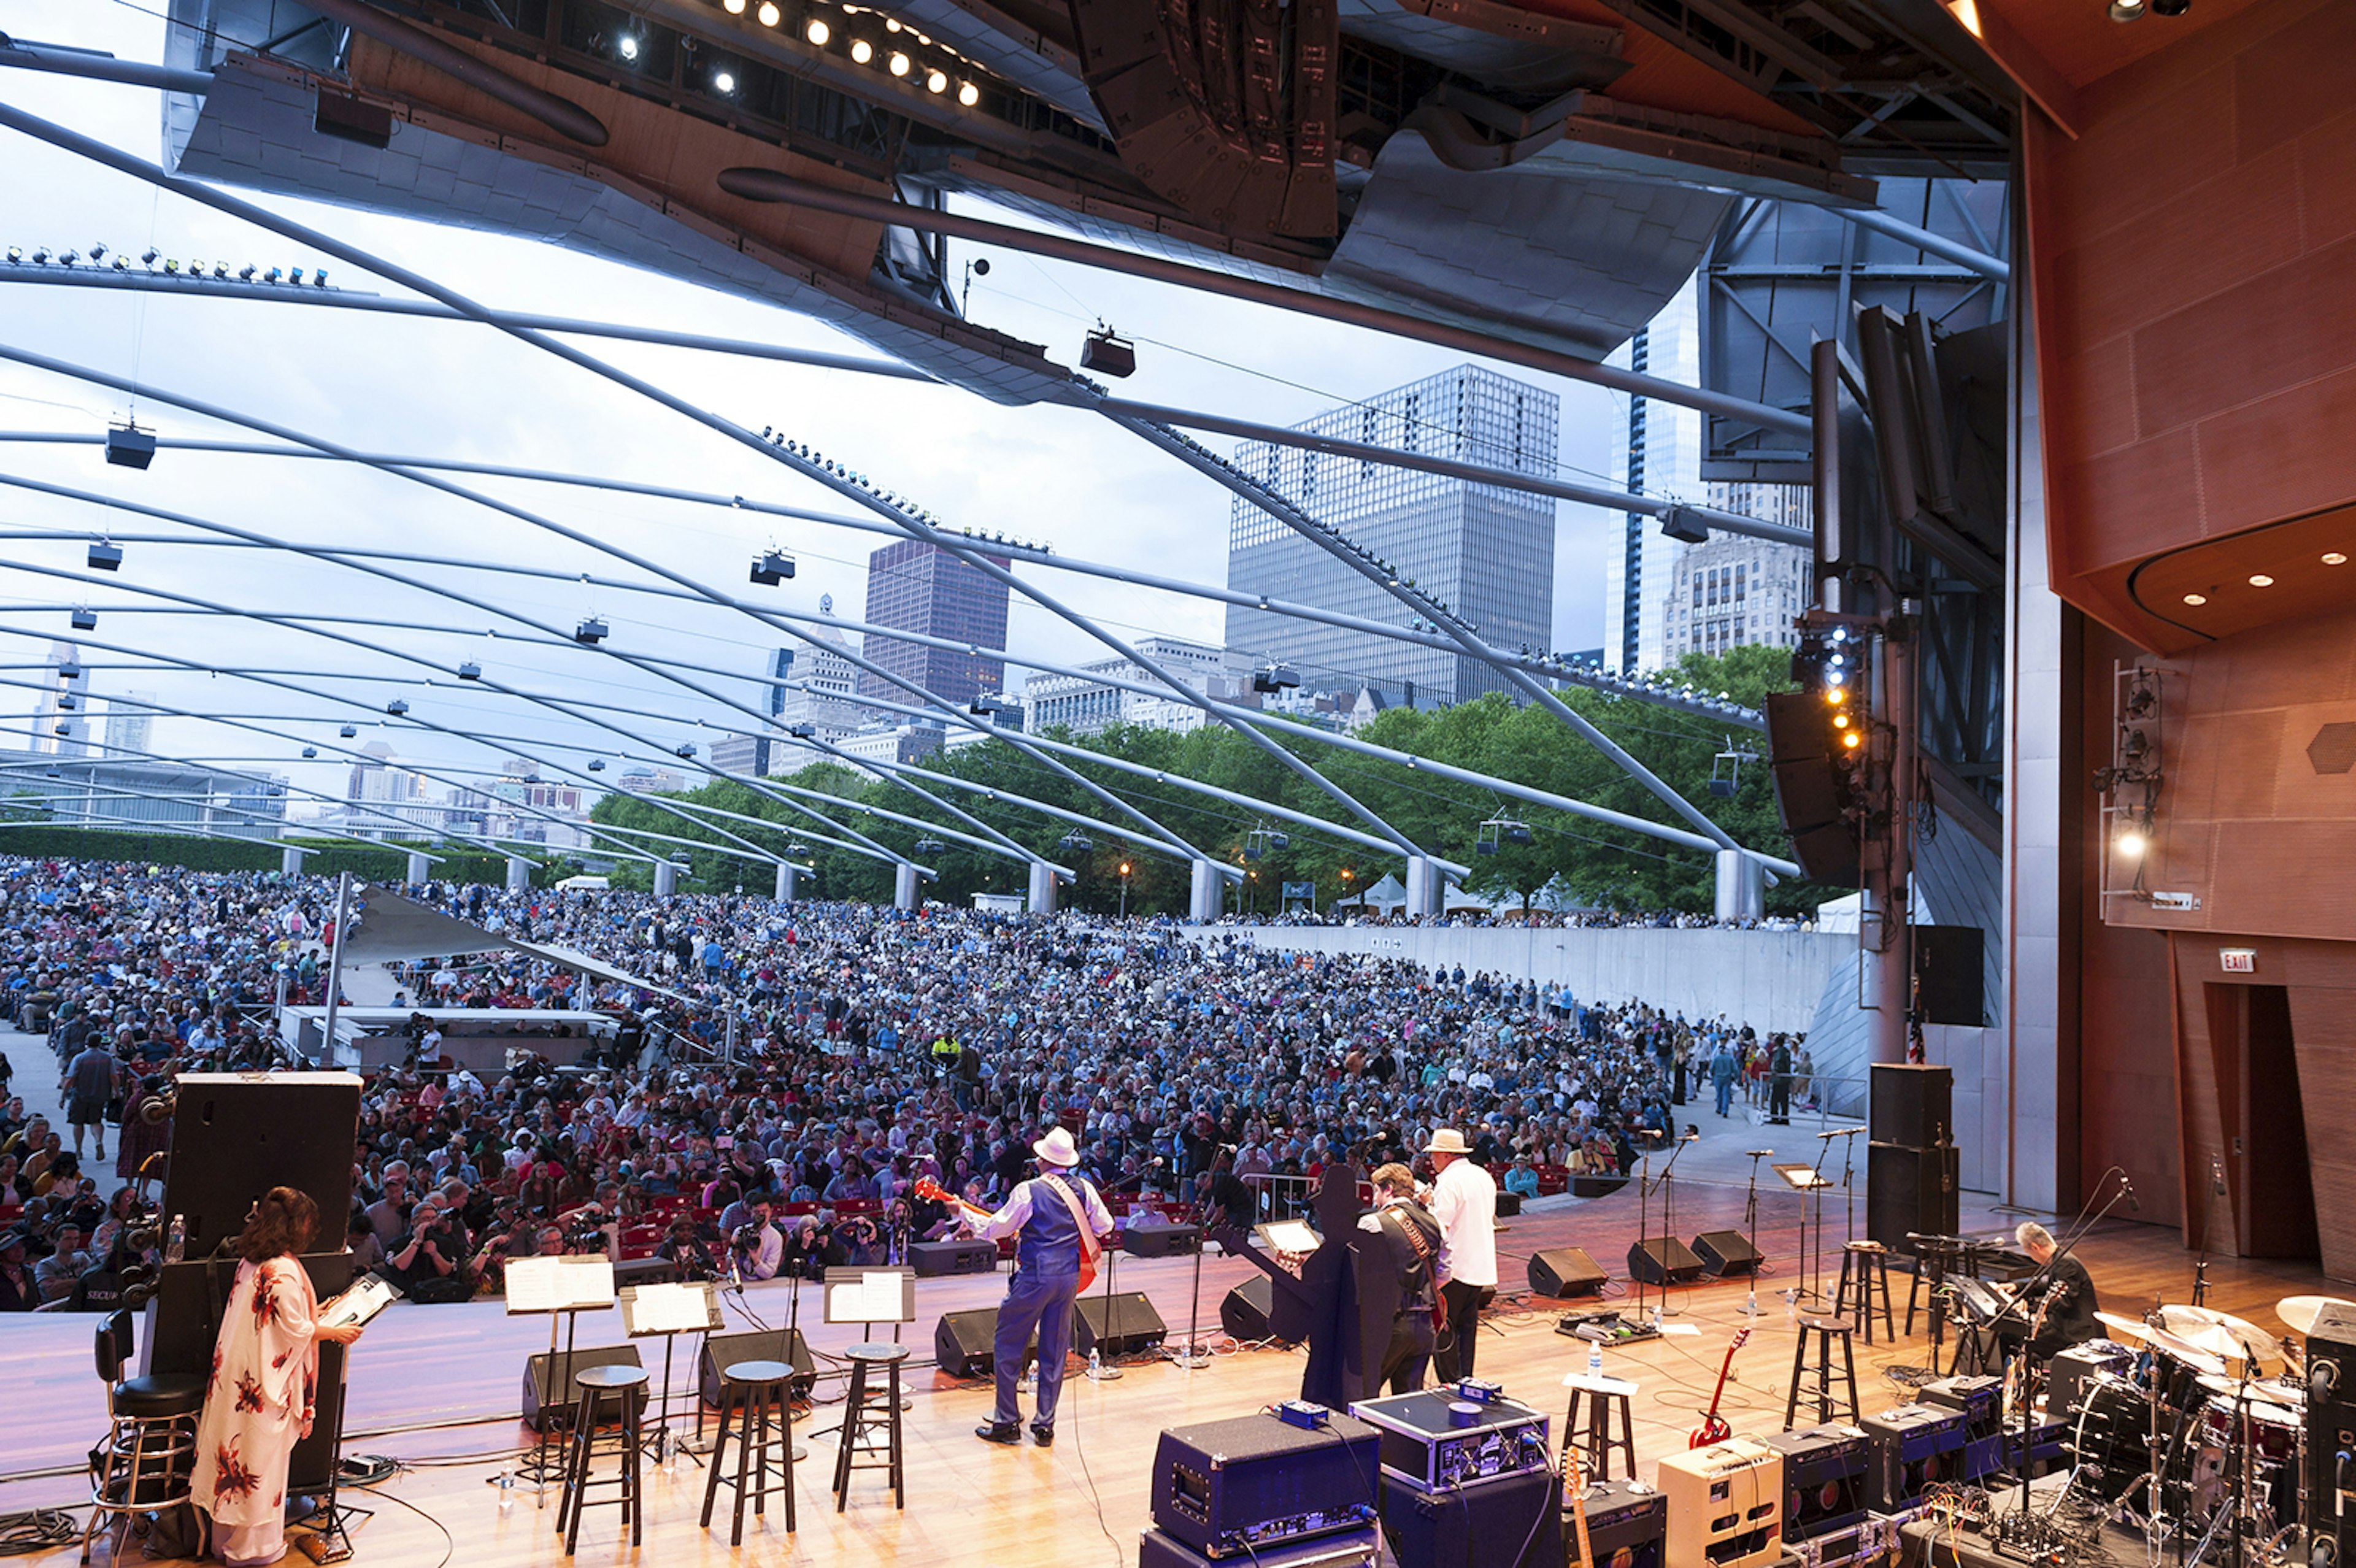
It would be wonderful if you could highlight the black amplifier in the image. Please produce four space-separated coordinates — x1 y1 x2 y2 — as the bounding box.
1151 1410 1380 1559
1920 1375 2003 1439
2047 1340 2133 1413
1348 1388 1551 1493
1139 1524 1381 1568
1860 1403 1967 1510
1563 1477 1667 1568
1961 1419 2067 1485
1766 1424 1868 1540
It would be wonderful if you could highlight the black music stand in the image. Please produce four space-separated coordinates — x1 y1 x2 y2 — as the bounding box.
1774 1161 1835 1308
504 1255 618 1507
619 1280 722 1467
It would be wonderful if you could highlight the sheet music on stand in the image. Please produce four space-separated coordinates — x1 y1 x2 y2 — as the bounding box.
821 1267 915 1326
618 1281 723 1337
504 1255 618 1314
1773 1163 1835 1191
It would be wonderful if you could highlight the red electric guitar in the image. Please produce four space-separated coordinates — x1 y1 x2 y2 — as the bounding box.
914 1176 1100 1292
1690 1328 1752 1447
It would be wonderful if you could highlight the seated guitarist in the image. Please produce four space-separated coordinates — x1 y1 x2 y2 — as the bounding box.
2012 1220 2101 1361
955 1126 1114 1447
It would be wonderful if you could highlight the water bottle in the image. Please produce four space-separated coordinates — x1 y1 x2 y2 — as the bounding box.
1586 1338 1603 1379
166 1213 186 1264
495 1470 517 1514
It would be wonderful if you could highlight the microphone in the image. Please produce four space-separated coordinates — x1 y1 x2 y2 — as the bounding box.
1746 1149 1774 1158
2211 1156 2227 1197
1814 1128 1847 1140
1633 1128 1663 1137
2120 1175 2140 1212
1680 1131 1700 1143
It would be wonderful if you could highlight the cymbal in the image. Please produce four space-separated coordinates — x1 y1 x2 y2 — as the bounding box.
2193 1375 2302 1420
2158 1305 2276 1362
2142 1326 2230 1377
2095 1310 2154 1340
2277 1295 2356 1336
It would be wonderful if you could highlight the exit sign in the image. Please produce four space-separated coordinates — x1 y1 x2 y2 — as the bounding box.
2220 949 2257 974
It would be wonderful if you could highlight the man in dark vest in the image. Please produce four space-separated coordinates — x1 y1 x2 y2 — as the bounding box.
959 1126 1114 1446
1357 1163 1442 1393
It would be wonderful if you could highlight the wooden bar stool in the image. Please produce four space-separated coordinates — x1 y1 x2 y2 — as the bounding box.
1560 1370 1641 1482
1833 1240 1898 1344
832 1343 909 1512
1785 1314 1860 1429
700 1358 796 1544
557 1362 649 1555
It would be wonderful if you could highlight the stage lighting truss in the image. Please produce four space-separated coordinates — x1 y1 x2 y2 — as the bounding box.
1474 815 1532 856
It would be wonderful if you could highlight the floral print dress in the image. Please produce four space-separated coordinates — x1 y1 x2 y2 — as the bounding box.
189 1256 320 1566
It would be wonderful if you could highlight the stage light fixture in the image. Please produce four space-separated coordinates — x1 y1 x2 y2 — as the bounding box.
239 264 255 280
2108 0 2144 18
2249 574 2274 587
61 250 80 265
111 255 129 271
162 258 179 274
30 247 49 264
141 247 158 264
2182 593 2207 606
618 33 642 60
958 80 978 105
786 722 815 739
806 17 830 42
458 661 482 680
926 68 947 92
758 0 781 22
4 247 19 264
312 268 328 286
1842 731 1861 749
387 699 409 715
88 540 124 569
2115 824 2147 858
850 37 872 61
725 0 746 11
289 268 304 283
212 262 228 279
888 50 910 74
56 694 77 711
713 69 737 93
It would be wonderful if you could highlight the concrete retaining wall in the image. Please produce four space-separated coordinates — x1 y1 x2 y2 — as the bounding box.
1201 923 1846 1036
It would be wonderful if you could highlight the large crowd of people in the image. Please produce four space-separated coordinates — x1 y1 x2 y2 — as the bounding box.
0 853 1814 1312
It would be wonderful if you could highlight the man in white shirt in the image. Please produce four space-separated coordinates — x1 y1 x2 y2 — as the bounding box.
1424 1128 1498 1381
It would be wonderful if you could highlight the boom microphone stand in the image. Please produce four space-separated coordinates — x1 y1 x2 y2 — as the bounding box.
1655 1132 1698 1318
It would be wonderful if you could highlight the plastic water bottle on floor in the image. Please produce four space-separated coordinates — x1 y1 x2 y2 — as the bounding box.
166 1214 186 1264
1088 1347 1103 1377
495 1471 516 1515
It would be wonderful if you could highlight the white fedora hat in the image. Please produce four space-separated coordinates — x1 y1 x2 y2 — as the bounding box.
1423 1128 1474 1156
1032 1127 1082 1167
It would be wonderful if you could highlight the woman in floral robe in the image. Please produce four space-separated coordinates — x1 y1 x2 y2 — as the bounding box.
190 1186 363 1566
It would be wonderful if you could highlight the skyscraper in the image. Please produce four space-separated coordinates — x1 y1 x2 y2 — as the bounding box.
1660 487 1814 661
1601 272 1703 674
1225 364 1558 707
858 540 1011 712
102 692 156 759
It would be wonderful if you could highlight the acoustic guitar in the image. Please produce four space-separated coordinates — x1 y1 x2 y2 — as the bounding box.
1690 1327 1752 1447
914 1176 1100 1292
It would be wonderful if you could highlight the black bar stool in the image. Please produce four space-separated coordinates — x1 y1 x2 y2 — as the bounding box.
82 1310 204 1565
556 1362 649 1555
1560 1370 1640 1482
1785 1313 1861 1429
700 1358 796 1544
831 1343 909 1511
1833 1240 1898 1343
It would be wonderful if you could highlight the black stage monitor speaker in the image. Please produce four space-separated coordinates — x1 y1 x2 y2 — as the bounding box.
934 1308 1036 1380
1866 1142 1959 1250
1494 1191 1523 1218
522 1343 644 1432
1571 1175 1630 1199
1692 1230 1763 1278
910 1238 998 1276
162 1072 360 1255
1765 692 1861 885
1527 1248 1608 1299
1625 1237 1706 1286
1076 1291 1166 1358
1869 1063 1954 1148
1563 1476 1666 1568
612 1256 676 1289
1150 1410 1380 1559
1379 1467 1563 1568
697 1328 814 1405
1912 927 1985 1027
1222 1276 1277 1341
1123 1220 1203 1258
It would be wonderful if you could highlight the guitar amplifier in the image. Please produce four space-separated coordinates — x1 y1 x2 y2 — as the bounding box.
1657 1437 1783 1568
1919 1375 2003 1439
1347 1388 1550 1493
1766 1424 1868 1541
1961 1418 2068 1485
2047 1340 2133 1413
1139 1524 1380 1568
1381 1468 1561 1568
1563 1477 1667 1568
1859 1404 1967 1510
1150 1410 1381 1559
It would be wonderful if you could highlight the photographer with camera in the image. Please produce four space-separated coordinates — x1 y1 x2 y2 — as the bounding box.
655 1214 719 1281
728 1196 782 1281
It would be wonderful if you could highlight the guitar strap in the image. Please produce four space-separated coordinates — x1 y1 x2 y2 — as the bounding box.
1037 1172 1102 1272
1380 1203 1443 1325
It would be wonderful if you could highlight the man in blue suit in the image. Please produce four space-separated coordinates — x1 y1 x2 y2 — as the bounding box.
959 1126 1114 1446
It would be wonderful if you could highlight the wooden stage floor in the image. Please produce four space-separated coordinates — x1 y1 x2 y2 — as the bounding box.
4 1175 2336 1568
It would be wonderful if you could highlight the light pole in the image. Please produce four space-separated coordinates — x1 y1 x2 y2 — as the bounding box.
1118 861 1131 918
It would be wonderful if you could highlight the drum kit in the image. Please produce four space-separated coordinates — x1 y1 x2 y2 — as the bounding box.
2061 1294 2349 1566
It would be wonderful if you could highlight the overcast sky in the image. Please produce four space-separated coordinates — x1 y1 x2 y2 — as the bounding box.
0 0 1661 813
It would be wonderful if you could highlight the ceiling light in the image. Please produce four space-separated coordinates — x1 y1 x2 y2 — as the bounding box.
806 17 829 42
2115 826 2147 858
2249 574 2274 587
850 37 872 61
2325 552 2348 566
888 50 910 74
618 33 642 60
958 80 979 106
885 17 901 29
713 69 737 93
2182 593 2207 606
725 0 747 12
758 0 781 22
926 68 947 92
2108 0 2145 17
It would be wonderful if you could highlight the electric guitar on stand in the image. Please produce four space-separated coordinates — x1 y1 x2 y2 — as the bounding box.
1690 1328 1752 1447
1565 1430 1596 1568
914 1176 1099 1291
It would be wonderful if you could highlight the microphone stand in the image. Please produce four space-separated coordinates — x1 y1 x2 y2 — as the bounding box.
1653 1135 1696 1318
1633 1148 1655 1325
1801 1134 1835 1309
1740 1150 1773 1318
